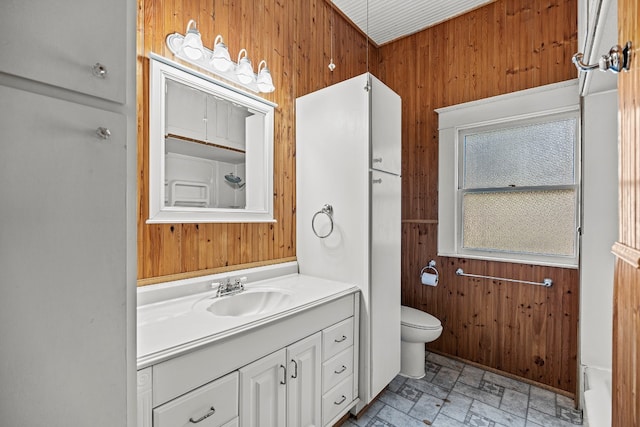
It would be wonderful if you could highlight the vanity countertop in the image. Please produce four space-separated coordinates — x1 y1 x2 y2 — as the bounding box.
137 272 358 369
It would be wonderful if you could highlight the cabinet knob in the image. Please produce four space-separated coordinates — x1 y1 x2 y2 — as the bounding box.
92 63 108 79
96 127 111 140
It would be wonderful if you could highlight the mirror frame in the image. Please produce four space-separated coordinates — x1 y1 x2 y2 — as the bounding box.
148 55 276 223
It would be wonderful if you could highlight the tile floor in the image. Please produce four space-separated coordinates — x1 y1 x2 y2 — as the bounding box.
342 352 583 427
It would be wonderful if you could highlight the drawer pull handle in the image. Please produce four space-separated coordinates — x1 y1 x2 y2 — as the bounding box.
280 364 287 385
334 335 347 343
334 395 347 405
291 359 298 379
334 365 347 374
189 406 215 423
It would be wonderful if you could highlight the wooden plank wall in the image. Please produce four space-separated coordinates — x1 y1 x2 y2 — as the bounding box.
137 0 375 284
612 0 640 423
377 0 580 393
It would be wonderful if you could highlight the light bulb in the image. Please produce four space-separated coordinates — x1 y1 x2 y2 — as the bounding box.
257 60 275 92
180 20 204 60
236 49 255 84
210 35 232 72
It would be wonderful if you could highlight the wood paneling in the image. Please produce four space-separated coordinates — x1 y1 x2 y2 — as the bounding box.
137 0 373 283
613 260 640 426
379 0 579 393
612 0 639 423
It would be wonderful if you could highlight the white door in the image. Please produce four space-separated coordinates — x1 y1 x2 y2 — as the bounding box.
0 0 126 104
369 170 402 398
0 86 128 425
287 333 322 427
240 349 287 427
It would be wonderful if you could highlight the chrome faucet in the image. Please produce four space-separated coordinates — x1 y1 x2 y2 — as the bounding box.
215 276 247 297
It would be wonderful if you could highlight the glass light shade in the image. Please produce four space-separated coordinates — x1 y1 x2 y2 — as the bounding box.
210 35 232 72
236 55 255 84
256 61 275 93
180 20 204 60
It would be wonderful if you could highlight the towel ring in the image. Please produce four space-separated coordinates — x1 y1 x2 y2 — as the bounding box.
312 204 334 238
420 260 438 278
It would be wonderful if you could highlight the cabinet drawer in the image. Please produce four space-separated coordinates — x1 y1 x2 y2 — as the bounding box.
322 317 354 361
322 347 354 393
322 375 354 426
153 372 238 427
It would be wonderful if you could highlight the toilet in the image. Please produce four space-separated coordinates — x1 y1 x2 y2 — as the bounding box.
400 305 443 378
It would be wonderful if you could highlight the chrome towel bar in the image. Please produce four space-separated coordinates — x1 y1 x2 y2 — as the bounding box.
455 268 553 288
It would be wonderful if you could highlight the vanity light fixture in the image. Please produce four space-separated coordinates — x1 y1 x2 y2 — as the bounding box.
256 60 275 93
179 20 205 60
210 35 232 72
165 20 275 93
236 49 255 84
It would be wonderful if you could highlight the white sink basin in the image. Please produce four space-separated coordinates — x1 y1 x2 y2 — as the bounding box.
197 289 293 317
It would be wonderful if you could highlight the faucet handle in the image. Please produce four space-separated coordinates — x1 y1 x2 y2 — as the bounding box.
235 276 248 285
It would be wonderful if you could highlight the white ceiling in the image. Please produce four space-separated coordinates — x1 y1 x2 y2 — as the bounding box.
332 0 495 46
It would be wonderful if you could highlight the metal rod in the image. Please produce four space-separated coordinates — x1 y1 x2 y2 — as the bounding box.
455 268 553 288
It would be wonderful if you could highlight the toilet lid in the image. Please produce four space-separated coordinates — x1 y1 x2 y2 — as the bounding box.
401 306 442 330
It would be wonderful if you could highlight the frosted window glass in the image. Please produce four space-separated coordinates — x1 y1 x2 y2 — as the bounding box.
463 118 576 189
462 189 576 256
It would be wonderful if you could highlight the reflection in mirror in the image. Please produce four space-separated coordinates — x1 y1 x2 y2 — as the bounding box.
148 56 275 223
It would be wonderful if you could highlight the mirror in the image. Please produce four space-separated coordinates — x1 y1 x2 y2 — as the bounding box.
148 57 275 223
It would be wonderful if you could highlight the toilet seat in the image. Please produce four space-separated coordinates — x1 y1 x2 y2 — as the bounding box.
401 306 441 330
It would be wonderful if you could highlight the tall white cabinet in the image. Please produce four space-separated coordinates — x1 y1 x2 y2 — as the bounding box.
296 73 402 409
0 1 136 426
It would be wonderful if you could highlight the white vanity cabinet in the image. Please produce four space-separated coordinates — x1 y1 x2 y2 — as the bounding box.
137 291 360 427
240 333 322 427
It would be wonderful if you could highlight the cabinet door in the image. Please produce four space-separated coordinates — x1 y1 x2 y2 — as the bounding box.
0 86 127 424
287 333 322 427
370 171 401 398
166 79 207 141
240 349 287 427
0 0 126 103
370 75 401 175
226 105 248 150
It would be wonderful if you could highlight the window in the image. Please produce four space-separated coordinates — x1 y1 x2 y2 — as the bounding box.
437 81 580 267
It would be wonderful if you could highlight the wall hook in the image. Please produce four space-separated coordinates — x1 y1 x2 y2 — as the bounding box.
572 41 632 73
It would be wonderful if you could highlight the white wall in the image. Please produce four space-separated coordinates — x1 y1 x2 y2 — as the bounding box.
579 89 618 372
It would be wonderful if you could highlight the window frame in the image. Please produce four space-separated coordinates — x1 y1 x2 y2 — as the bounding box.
436 80 581 268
